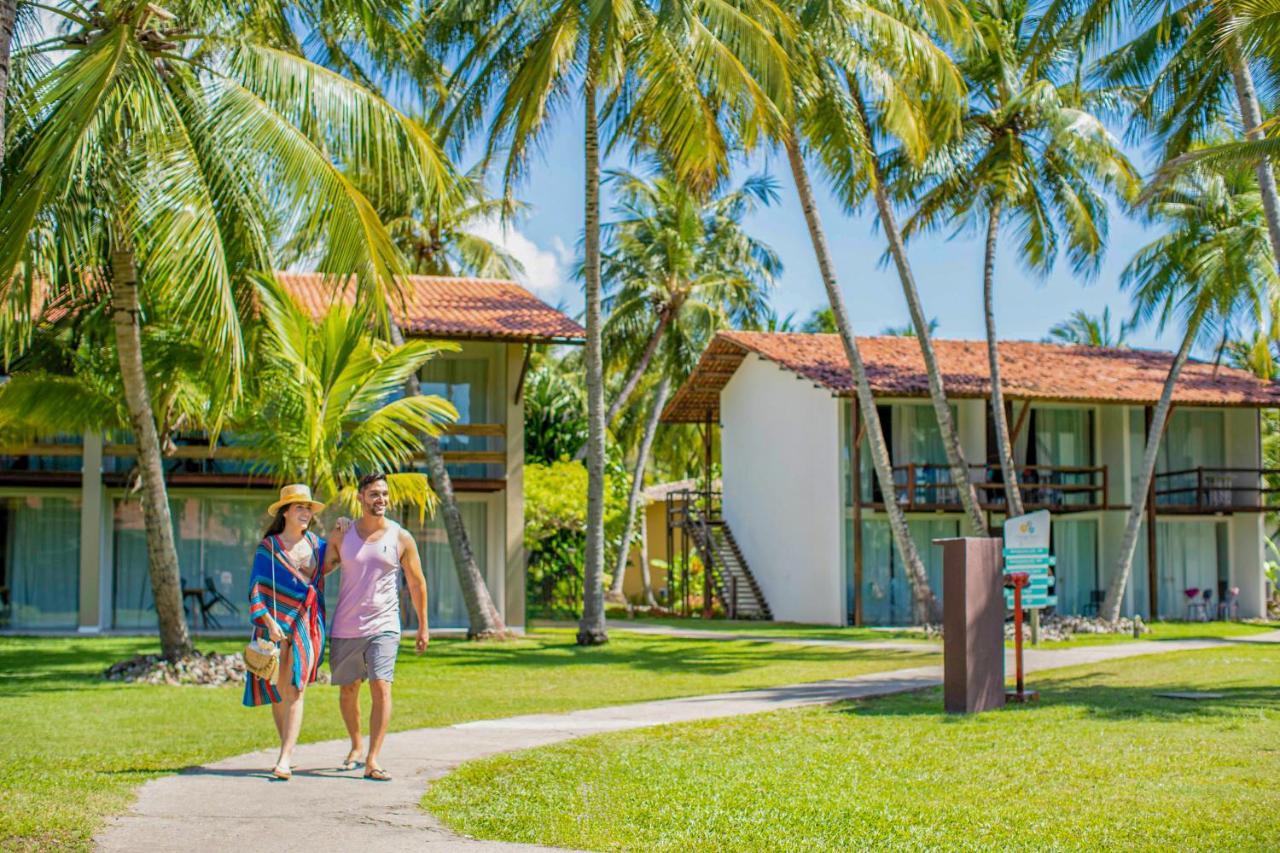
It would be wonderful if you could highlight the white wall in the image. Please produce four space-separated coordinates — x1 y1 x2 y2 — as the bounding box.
721 354 843 625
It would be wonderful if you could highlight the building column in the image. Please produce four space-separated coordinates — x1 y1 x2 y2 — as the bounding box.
504 343 526 632
78 432 104 631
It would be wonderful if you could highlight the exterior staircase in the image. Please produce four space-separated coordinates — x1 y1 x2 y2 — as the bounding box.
678 491 772 620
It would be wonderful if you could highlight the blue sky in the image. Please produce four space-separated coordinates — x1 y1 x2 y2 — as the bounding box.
473 109 1187 353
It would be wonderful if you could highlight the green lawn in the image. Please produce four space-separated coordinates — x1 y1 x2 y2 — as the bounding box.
425 644 1280 851
0 631 935 850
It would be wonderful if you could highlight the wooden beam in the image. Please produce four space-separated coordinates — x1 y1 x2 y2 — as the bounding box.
512 343 533 404
1010 400 1032 447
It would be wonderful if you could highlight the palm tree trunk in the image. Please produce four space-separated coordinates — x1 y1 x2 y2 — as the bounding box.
850 86 987 537
1228 39 1280 270
784 132 940 624
111 239 191 659
572 309 670 462
1100 301 1206 621
984 202 1023 517
578 64 608 645
608 375 670 602
639 511 657 608
0 0 15 169
387 317 506 639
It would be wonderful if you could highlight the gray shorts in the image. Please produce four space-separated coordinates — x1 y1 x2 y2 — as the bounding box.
329 632 400 685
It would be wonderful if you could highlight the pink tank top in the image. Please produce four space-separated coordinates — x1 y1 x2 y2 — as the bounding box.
331 519 403 638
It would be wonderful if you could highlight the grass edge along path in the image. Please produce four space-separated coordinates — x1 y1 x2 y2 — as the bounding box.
424 640 1280 852
0 630 936 850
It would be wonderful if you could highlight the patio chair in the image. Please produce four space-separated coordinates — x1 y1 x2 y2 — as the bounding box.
199 577 239 629
1185 587 1208 621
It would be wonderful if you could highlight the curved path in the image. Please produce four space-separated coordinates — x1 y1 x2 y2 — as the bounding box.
96 631 1278 852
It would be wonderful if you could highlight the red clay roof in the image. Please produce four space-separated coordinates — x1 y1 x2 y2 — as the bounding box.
662 331 1280 422
275 272 584 343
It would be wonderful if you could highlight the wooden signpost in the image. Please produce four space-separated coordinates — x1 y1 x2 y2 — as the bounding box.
1002 510 1053 703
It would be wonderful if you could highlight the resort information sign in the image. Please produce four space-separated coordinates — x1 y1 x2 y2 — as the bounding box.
1002 509 1056 609
1002 510 1052 703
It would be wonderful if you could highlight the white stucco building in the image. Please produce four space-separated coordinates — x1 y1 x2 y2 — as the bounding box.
662 331 1280 626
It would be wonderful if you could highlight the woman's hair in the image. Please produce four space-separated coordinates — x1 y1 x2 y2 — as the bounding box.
263 505 292 539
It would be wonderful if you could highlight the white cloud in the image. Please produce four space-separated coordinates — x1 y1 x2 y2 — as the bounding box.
470 218 573 306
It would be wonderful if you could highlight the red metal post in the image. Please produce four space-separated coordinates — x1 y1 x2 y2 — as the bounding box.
1012 576 1026 697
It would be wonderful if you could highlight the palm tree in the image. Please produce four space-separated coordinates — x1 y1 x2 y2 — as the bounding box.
801 307 838 333
898 0 1138 517
1050 0 1280 268
596 168 780 600
238 281 457 510
1101 161 1277 620
432 0 792 644
1046 308 1134 347
767 0 974 622
880 318 940 337
588 168 778 449
0 3 452 657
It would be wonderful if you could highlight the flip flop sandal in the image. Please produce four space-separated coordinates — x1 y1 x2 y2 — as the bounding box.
340 752 362 772
271 765 292 781
363 767 392 782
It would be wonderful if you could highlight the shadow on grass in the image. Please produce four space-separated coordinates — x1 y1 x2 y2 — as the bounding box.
0 633 938 698
835 677 1279 722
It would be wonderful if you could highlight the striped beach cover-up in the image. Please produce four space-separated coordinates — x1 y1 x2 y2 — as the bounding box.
243 532 328 707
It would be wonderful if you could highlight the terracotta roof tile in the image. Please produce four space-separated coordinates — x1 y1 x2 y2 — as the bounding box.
662 331 1280 422
275 272 584 343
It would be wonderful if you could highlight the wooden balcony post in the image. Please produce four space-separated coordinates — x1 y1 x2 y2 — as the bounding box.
852 401 864 627
907 463 916 509
1196 466 1205 512
1145 406 1158 618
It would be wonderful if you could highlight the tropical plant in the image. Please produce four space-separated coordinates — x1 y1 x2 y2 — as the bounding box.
236 280 457 511
1046 308 1134 347
1054 0 1280 268
898 0 1138 516
374 161 525 278
524 358 588 464
1101 161 1277 620
594 169 780 430
801 307 838 333
432 0 793 644
0 0 453 657
880 317 940 337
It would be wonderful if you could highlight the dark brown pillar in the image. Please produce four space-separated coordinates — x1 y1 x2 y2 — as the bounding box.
939 537 1005 714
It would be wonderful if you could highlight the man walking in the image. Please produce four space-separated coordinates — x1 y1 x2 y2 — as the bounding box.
324 472 429 781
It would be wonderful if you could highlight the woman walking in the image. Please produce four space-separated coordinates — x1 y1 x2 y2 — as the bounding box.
244 484 329 780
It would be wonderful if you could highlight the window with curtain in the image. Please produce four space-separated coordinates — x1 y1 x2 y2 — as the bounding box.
399 502 485 630
1157 411 1225 506
1014 407 1093 507
1154 521 1224 618
1053 519 1099 615
421 358 494 478
0 495 81 628
854 518 954 625
892 404 952 504
112 495 262 629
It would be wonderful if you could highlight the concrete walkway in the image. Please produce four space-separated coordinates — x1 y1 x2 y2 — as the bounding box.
96 631 1278 852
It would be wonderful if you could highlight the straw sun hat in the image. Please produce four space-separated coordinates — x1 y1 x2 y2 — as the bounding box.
267 483 326 517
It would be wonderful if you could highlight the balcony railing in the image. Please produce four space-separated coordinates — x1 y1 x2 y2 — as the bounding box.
1152 467 1280 513
867 463 1107 513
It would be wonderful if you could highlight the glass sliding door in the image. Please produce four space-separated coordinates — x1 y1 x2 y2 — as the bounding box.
400 502 486 630
421 357 496 479
1157 411 1225 506
1052 519 1099 615
892 404 952 505
855 517 955 625
0 495 81 629
113 494 263 630
1154 521 1224 618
